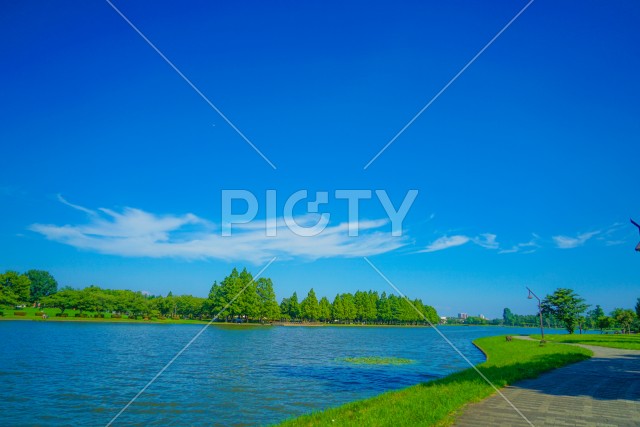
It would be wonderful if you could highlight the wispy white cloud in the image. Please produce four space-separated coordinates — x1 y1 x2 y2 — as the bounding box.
30 199 406 264
552 231 600 249
420 232 502 253
595 222 636 246
472 233 499 249
420 235 471 253
56 194 97 216
498 234 540 254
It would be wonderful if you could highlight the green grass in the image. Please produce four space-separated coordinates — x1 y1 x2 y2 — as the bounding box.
275 336 592 427
531 333 640 350
339 356 415 365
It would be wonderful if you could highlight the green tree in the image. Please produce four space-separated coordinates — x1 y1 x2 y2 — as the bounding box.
635 298 640 318
173 294 204 318
26 270 58 304
41 287 78 314
596 315 613 333
288 292 300 320
203 268 258 321
208 268 246 321
300 288 319 321
391 295 414 323
205 282 224 318
541 288 589 334
423 304 440 324
586 305 605 329
341 293 356 322
466 316 487 325
354 291 378 322
237 268 259 321
256 278 280 322
279 297 291 321
377 292 392 323
331 294 343 322
0 271 31 307
366 291 379 322
155 294 176 317
75 287 97 313
611 308 636 334
389 294 403 323
502 308 514 326
318 296 332 322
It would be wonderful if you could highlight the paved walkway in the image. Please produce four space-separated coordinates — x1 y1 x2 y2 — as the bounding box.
454 341 640 427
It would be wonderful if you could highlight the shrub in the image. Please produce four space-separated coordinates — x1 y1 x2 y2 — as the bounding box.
111 314 122 319
35 312 45 316
14 311 27 316
55 313 69 317
75 313 82 317
94 314 105 318
0 311 4 317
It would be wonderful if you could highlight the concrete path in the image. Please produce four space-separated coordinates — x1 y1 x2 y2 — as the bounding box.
454 341 640 427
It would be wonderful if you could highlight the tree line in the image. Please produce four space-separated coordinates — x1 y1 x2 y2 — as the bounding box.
0 270 58 307
504 288 640 334
501 308 564 329
0 268 439 324
279 289 439 324
206 268 439 324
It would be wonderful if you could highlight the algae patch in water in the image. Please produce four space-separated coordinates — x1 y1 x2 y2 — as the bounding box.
338 356 415 365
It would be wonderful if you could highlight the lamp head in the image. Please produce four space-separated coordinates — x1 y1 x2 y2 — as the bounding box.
527 290 533 299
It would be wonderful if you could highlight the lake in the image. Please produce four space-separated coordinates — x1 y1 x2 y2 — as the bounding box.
0 322 552 426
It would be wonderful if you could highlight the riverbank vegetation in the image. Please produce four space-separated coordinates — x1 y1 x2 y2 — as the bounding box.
531 333 640 350
0 268 439 325
276 336 592 427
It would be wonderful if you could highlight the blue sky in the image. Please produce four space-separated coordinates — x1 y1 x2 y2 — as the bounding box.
1 0 638 318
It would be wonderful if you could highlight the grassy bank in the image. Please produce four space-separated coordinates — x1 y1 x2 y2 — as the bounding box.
532 333 640 350
275 336 592 427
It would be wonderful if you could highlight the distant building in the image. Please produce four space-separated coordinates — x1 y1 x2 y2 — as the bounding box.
458 313 468 320
440 316 447 324
479 314 486 320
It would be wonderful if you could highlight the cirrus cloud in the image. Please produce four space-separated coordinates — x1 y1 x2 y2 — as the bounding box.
30 198 407 264
552 231 600 249
419 235 471 253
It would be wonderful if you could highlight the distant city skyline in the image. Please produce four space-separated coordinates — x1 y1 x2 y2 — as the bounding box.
1 1 639 318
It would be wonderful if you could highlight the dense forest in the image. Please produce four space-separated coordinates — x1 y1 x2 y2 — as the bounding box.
0 268 440 324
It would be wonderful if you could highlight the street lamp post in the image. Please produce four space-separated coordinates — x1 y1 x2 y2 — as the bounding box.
526 286 545 341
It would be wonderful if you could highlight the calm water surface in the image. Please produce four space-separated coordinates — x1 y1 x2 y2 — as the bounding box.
0 322 549 426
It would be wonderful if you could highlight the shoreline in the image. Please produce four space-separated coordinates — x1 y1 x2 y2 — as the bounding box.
275 335 593 426
0 316 568 330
